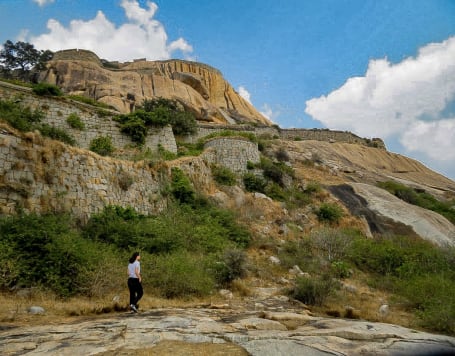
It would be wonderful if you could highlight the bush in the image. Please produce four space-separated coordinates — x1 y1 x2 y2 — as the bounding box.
212 165 237 186
170 167 195 205
316 203 344 223
378 181 455 224
400 274 455 334
243 172 267 193
212 248 248 286
37 123 76 145
66 113 85 130
116 98 197 144
310 228 354 262
32 83 63 96
275 147 290 162
331 261 352 279
0 99 44 131
157 144 177 160
148 251 215 298
0 213 87 296
89 136 114 156
291 274 339 306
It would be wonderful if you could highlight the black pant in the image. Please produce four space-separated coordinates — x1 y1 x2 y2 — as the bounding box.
127 278 143 306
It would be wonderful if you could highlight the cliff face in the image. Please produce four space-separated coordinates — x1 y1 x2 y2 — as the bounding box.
39 49 271 125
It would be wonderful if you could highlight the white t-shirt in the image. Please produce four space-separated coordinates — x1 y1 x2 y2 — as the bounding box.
128 260 140 278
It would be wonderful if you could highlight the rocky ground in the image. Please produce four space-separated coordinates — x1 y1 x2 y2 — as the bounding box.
1 287 455 356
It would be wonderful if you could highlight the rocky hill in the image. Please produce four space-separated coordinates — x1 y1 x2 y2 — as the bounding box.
38 49 271 125
1 52 455 354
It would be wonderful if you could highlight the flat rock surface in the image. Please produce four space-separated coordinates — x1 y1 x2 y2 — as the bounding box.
1 307 454 355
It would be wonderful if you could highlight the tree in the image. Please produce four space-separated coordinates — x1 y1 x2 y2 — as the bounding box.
0 40 53 78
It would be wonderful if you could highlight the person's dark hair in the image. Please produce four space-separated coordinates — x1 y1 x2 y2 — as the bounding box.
129 252 140 264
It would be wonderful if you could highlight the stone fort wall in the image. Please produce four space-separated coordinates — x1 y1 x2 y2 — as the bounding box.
0 127 167 220
0 81 177 153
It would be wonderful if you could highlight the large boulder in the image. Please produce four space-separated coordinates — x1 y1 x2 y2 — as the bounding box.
39 49 271 126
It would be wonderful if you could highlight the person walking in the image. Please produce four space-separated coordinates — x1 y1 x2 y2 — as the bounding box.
127 252 143 313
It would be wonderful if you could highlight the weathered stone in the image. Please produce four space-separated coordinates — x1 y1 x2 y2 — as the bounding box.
40 49 271 126
2 308 453 356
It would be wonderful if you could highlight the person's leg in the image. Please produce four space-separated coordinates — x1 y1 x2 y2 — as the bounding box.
127 278 135 306
136 282 143 307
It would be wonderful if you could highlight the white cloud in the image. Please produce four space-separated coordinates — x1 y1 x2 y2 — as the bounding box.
32 0 54 7
305 36 455 178
27 0 193 61
401 119 455 161
260 103 279 123
238 86 252 104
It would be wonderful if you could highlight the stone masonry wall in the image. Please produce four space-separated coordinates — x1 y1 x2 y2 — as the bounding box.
204 137 260 174
0 127 167 221
0 82 177 153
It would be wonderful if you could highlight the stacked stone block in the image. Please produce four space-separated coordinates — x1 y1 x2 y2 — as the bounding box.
0 82 177 153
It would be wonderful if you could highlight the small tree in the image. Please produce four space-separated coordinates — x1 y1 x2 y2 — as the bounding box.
0 40 53 79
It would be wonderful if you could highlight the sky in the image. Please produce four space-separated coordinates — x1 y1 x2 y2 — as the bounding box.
1 0 454 180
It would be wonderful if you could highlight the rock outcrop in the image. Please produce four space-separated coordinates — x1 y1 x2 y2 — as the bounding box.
2 306 454 355
39 49 271 125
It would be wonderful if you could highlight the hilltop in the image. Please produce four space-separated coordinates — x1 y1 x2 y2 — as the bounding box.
38 49 271 125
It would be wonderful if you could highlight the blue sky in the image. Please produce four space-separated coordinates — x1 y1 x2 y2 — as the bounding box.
1 0 455 180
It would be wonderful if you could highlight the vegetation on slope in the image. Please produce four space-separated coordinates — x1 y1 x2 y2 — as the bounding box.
0 168 250 299
115 98 197 145
278 228 455 334
378 180 455 224
0 99 76 145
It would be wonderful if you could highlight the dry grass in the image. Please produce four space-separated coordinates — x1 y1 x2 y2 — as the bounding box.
0 289 232 328
309 275 418 330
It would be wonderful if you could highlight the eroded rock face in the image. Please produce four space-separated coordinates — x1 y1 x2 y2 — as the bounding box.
1 307 454 355
39 49 271 125
329 183 455 246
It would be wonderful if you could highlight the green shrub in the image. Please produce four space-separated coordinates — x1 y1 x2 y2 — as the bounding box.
304 181 322 194
243 172 267 193
170 167 195 205
275 147 290 162
331 261 352 279
212 165 237 186
157 144 177 160
116 98 197 143
378 181 455 224
264 182 287 201
82 205 143 249
66 113 85 130
0 213 84 296
399 274 455 334
148 251 215 298
291 274 339 306
32 83 63 96
212 248 248 286
117 116 147 145
278 239 314 270
89 136 114 156
0 99 44 131
176 141 204 157
246 161 256 170
199 130 258 146
316 203 344 223
37 123 76 145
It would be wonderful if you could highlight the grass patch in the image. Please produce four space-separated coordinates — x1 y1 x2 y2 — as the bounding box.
378 180 455 224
